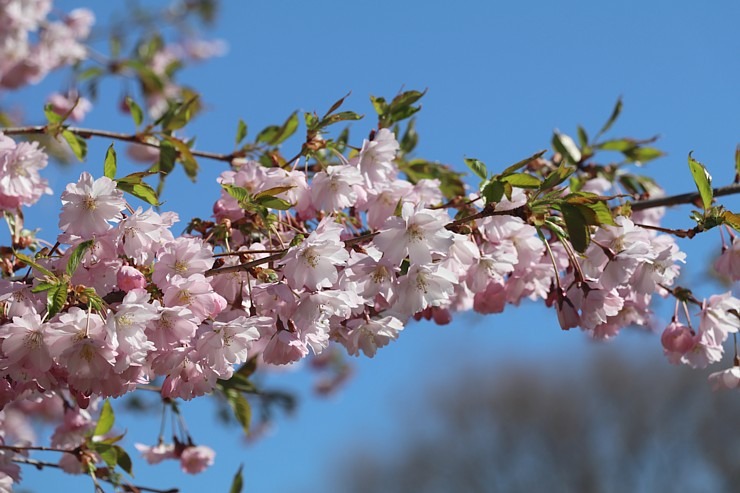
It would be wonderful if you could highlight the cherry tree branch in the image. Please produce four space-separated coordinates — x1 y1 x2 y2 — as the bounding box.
629 183 740 211
0 125 237 163
13 457 180 493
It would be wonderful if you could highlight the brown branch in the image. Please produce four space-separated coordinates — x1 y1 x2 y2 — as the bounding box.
13 457 180 493
1 125 236 163
630 183 740 211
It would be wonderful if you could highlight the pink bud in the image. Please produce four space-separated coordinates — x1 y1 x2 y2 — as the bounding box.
661 321 697 355
117 266 146 292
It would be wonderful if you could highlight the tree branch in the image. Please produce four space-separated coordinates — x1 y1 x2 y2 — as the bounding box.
629 183 740 211
1 125 236 163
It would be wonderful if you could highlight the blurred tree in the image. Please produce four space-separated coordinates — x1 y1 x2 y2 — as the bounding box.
338 349 740 493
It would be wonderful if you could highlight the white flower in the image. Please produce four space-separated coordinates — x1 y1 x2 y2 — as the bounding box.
373 202 454 266
58 172 126 237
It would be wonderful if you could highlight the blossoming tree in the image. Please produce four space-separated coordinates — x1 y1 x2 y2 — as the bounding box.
0 1 739 492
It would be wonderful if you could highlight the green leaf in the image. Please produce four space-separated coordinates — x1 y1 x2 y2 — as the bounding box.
103 144 117 179
501 150 547 175
688 152 713 211
540 164 576 191
501 173 541 189
30 281 58 294
257 112 299 146
222 184 250 203
47 281 68 319
735 145 740 180
255 196 292 210
597 138 636 152
319 111 363 127
44 104 63 124
116 447 133 476
576 125 589 148
125 96 144 127
463 158 487 180
253 186 294 199
597 97 622 138
230 465 244 493
583 201 615 226
94 400 115 437
325 92 351 117
14 252 56 279
162 136 199 181
552 132 581 164
117 182 160 206
560 203 590 253
62 130 87 161
370 95 388 116
623 146 664 164
399 118 418 154
235 119 248 145
116 171 158 185
94 443 118 469
163 96 200 131
722 211 740 231
481 180 505 204
66 240 94 277
225 389 252 436
157 139 177 175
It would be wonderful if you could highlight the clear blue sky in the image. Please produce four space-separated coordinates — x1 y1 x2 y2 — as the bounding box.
9 1 740 492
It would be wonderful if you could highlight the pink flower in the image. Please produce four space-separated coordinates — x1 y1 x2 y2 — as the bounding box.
708 366 740 390
661 321 699 364
343 316 404 357
0 313 54 387
261 328 309 365
356 128 400 185
0 134 51 210
135 442 176 465
391 264 457 318
714 237 740 281
162 274 225 322
117 266 146 292
152 237 214 288
46 91 92 122
59 172 126 238
374 202 454 266
179 445 215 474
117 207 177 264
278 217 349 290
310 164 364 212
699 292 740 344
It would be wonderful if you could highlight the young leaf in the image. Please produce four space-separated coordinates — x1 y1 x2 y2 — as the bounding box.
687 152 713 211
116 182 160 206
222 184 250 203
103 144 117 179
66 239 94 276
501 173 541 189
597 97 623 138
230 465 244 493
552 132 581 164
560 203 590 253
62 130 88 161
163 96 200 131
43 104 63 124
14 252 56 279
256 112 299 146
235 119 248 145
722 210 740 231
735 145 740 181
253 186 294 199
225 389 252 436
463 158 487 180
47 281 68 319
116 447 133 476
501 150 547 175
255 196 292 210
157 139 177 175
94 400 115 437
125 96 144 127
481 180 505 204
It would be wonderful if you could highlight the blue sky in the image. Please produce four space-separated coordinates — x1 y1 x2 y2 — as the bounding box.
9 1 740 492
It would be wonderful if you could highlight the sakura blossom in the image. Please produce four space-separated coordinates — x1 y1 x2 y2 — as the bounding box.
58 172 126 238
